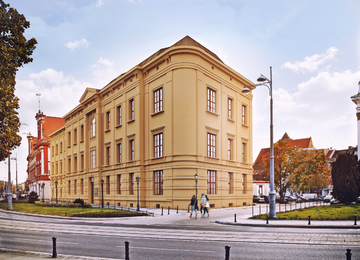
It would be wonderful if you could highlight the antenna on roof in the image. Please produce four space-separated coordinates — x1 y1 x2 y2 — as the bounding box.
36 93 41 111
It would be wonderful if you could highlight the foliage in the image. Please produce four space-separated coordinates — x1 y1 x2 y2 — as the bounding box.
332 153 358 204
289 149 331 193
73 198 85 206
0 0 37 161
264 140 294 200
27 191 38 203
35 201 92 208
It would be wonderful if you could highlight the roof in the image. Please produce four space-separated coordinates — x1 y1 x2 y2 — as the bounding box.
43 116 65 139
138 35 223 67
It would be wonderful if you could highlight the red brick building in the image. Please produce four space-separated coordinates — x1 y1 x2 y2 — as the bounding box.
26 110 64 200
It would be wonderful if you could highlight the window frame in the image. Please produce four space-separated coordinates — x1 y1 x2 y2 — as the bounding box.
154 170 163 195
116 143 122 164
129 139 134 161
242 105 246 125
129 173 134 195
207 87 216 113
116 105 122 126
154 133 163 158
106 111 110 131
228 139 232 160
106 175 110 194
207 170 216 194
117 174 121 194
90 150 96 168
90 118 96 137
154 87 163 113
129 99 135 120
228 98 232 119
228 172 233 194
207 133 216 157
105 146 110 166
242 143 246 163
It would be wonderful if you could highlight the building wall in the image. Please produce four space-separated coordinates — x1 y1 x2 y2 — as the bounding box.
50 41 254 209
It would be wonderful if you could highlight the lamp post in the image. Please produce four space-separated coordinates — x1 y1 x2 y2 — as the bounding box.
100 179 104 208
11 154 18 200
194 173 198 199
55 181 58 203
242 66 276 219
136 175 140 211
7 156 13 211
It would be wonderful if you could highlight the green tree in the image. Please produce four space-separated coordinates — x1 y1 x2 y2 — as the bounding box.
289 149 331 193
0 0 37 161
332 153 358 204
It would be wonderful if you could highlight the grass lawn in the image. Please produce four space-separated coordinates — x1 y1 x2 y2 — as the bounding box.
0 201 147 218
250 204 360 220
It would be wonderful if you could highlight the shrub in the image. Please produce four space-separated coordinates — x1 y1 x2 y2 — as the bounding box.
73 198 85 206
27 191 39 203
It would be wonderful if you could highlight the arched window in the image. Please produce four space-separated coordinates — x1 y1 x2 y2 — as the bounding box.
90 118 96 137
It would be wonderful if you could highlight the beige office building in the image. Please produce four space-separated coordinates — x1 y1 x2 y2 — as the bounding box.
50 36 254 209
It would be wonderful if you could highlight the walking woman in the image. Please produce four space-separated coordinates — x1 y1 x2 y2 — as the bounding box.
189 195 198 219
203 194 210 217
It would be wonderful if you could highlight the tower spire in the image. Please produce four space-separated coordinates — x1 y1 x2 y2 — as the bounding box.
36 93 41 112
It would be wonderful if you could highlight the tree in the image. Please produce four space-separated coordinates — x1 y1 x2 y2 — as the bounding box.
264 139 294 200
0 0 37 161
332 153 358 204
289 149 331 193
27 191 38 203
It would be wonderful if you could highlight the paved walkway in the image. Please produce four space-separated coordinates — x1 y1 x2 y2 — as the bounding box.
0 205 359 259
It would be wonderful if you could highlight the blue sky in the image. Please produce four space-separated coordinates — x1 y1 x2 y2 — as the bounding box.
2 0 360 183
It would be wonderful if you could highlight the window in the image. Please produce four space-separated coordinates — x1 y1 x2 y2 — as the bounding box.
74 128 77 143
228 139 232 160
228 98 232 119
242 174 247 194
106 146 110 165
60 142 62 153
228 172 233 194
117 143 122 163
74 179 77 195
60 161 63 173
242 105 246 124
74 156 77 172
52 146 54 156
117 174 121 194
90 150 96 168
106 175 110 194
90 118 96 137
68 158 71 173
56 163 58 174
242 143 246 163
154 170 163 195
80 154 84 171
207 170 216 194
117 105 122 125
129 99 135 120
207 88 216 112
154 133 163 158
207 133 216 157
68 132 71 146
81 179 84 195
68 180 71 195
154 87 163 113
129 139 134 161
129 173 134 195
56 144 58 155
106 111 110 130
80 125 84 142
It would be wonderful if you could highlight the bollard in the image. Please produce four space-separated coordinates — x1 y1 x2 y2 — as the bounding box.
125 241 130 260
177 205 178 214
252 204 254 216
266 214 269 224
52 237 57 258
346 249 352 260
354 215 357 226
161 206 163 215
168 206 170 215
259 205 261 215
234 214 237 223
308 215 311 225
225 245 231 260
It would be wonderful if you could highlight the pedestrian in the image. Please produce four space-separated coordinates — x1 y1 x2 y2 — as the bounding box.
189 195 198 219
203 195 210 217
200 193 206 218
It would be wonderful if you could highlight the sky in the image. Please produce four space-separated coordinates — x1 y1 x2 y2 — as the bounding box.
1 0 360 183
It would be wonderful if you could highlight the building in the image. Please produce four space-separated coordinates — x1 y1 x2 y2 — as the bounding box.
26 110 65 200
49 36 254 209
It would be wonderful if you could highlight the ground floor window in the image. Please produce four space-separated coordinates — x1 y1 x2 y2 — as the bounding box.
207 170 216 194
154 170 163 195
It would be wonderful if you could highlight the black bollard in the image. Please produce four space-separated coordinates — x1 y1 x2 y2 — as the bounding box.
266 214 269 224
308 215 311 225
354 215 357 226
266 204 268 214
177 205 178 214
168 206 170 215
225 245 231 260
161 206 163 215
125 241 130 260
346 249 352 260
52 237 57 258
234 214 237 223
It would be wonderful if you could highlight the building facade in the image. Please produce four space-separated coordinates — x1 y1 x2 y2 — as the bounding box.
26 110 65 200
50 36 254 209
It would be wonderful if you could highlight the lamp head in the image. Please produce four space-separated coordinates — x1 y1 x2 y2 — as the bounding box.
100 179 104 184
194 173 198 181
257 75 267 82
55 181 58 185
136 175 140 181
242 87 250 94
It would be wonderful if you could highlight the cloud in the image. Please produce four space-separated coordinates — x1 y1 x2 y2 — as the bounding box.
281 47 339 73
91 57 118 87
96 0 104 8
64 38 90 51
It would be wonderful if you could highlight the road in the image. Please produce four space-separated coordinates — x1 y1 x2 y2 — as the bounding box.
0 206 359 259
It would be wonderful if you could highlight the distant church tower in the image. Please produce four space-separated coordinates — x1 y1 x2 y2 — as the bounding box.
351 80 360 158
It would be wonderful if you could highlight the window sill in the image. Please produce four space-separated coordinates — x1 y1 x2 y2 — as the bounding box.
80 140 84 143
115 124 122 128
242 124 249 128
105 129 110 133
151 110 164 117
67 145 71 148
227 118 235 123
206 110 219 116
128 119 135 124
90 136 96 140
206 156 219 160
73 143 77 146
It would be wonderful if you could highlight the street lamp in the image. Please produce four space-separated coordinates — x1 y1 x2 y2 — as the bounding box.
194 173 198 199
242 66 276 219
136 175 140 211
11 154 18 200
55 181 58 204
7 156 13 211
100 179 104 208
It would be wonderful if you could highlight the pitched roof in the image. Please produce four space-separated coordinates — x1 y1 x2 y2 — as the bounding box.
43 116 65 140
138 35 223 67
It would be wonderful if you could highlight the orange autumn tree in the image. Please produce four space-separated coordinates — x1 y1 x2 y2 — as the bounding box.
289 149 331 193
264 139 294 200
